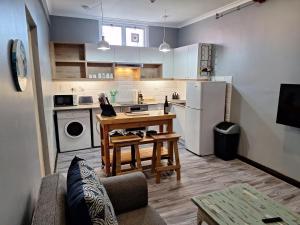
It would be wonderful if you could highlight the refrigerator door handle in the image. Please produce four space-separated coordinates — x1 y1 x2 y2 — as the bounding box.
185 106 203 111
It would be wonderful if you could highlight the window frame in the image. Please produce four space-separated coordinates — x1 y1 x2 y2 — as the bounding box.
100 21 149 47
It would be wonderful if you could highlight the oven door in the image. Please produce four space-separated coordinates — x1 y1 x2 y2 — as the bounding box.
64 120 86 139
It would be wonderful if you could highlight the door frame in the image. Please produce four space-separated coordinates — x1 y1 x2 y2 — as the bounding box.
26 7 51 175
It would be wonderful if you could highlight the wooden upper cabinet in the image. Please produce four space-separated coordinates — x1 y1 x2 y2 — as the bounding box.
53 43 85 61
50 43 87 79
50 42 212 81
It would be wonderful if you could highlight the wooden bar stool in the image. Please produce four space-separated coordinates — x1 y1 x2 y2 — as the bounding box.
111 135 142 176
151 133 181 183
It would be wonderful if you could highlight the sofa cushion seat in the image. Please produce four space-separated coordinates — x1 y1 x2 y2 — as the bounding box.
117 206 167 225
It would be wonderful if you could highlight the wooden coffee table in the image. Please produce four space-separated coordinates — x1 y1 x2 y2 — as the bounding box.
192 184 300 225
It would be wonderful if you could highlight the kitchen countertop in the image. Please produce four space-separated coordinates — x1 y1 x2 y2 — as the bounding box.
53 100 178 111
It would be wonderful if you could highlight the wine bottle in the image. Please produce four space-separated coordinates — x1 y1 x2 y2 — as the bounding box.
164 96 169 114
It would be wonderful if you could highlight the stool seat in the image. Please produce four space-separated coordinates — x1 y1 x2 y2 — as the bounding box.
111 135 142 146
151 133 180 141
111 135 142 176
151 133 181 183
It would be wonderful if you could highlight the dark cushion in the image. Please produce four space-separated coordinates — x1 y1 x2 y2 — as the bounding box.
117 206 167 225
67 156 118 225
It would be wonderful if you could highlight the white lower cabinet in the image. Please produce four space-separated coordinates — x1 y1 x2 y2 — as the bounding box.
170 104 186 141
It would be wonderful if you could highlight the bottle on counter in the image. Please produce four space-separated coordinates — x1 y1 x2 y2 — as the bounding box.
138 91 144 104
164 96 169 114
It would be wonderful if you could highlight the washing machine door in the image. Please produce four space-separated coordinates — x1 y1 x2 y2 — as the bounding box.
65 120 86 139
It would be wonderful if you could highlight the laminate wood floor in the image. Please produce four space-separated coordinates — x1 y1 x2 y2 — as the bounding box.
56 146 300 225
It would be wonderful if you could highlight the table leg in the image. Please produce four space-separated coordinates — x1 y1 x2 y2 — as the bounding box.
103 125 111 176
100 124 104 168
197 210 204 225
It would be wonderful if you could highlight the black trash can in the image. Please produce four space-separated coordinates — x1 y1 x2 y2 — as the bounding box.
214 122 240 160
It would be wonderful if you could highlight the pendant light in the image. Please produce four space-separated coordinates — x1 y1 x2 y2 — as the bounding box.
97 0 110 50
159 13 171 53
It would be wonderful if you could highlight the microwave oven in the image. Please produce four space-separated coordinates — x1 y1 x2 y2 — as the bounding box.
54 95 78 107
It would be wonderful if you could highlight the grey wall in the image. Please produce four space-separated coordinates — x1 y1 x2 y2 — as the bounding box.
50 15 100 43
50 16 179 47
148 26 178 48
0 0 52 224
179 0 300 181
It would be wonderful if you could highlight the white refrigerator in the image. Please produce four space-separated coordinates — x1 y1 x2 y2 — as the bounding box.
185 81 226 156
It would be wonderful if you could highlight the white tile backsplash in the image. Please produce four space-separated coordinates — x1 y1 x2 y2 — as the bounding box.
51 80 186 104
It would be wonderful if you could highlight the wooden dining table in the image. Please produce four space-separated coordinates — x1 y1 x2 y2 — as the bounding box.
96 110 176 176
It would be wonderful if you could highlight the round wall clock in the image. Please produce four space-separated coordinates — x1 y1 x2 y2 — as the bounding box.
11 39 28 92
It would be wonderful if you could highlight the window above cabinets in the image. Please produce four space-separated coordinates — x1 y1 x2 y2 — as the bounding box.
102 25 122 46
100 22 148 47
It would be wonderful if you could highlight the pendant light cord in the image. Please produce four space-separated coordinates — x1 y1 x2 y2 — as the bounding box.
163 10 167 43
100 0 104 37
101 0 104 24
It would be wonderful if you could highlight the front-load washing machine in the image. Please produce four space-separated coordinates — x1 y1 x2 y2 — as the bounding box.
57 110 92 152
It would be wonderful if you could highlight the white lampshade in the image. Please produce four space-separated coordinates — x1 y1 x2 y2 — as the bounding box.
97 36 110 51
159 41 171 53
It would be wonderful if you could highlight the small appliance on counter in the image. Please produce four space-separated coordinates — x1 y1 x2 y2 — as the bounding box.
54 95 78 107
172 92 180 100
78 96 93 105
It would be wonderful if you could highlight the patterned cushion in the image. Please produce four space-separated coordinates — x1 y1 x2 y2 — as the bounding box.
67 156 118 225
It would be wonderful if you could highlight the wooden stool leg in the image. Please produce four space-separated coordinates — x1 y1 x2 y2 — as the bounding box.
151 142 157 173
168 140 174 165
130 145 136 168
173 140 181 181
156 142 162 184
116 146 121 175
112 147 117 176
134 144 142 170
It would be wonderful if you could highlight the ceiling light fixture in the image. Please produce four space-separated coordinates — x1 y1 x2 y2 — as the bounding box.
159 12 171 53
97 0 110 51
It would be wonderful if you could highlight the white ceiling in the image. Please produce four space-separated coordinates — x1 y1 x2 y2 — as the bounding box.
46 0 242 28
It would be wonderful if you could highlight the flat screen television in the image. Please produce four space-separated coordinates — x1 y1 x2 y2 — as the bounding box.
276 84 300 128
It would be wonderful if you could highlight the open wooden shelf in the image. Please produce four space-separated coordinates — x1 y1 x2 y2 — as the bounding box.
50 42 165 81
141 64 162 79
53 43 85 61
54 61 86 79
87 62 114 79
114 66 141 81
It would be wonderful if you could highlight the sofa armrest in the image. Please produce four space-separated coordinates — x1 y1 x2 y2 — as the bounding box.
100 172 148 215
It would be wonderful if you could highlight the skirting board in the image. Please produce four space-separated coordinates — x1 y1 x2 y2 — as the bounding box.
237 155 300 188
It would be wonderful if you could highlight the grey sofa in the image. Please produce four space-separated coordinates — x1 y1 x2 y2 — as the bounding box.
31 172 166 225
